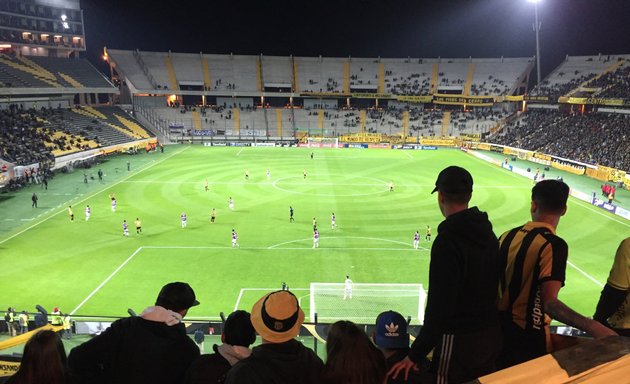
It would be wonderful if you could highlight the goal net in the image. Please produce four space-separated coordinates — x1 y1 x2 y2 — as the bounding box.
309 283 426 325
305 137 339 148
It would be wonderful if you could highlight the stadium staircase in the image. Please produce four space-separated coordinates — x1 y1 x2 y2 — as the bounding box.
233 108 241 134
291 56 299 93
343 61 350 93
359 110 367 134
276 109 283 137
256 57 263 92
202 57 212 90
378 62 385 93
402 111 410 137
165 55 179 91
133 50 158 89
441 112 451 136
431 63 439 93
464 63 476 95
192 109 202 130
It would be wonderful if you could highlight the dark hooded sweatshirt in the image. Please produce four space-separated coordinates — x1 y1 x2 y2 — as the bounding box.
408 206 500 363
225 339 323 384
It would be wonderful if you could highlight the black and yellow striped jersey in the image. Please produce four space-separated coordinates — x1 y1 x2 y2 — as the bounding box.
498 222 568 335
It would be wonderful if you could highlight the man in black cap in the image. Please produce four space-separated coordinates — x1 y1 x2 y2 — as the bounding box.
68 282 200 384
184 310 257 384
389 166 501 384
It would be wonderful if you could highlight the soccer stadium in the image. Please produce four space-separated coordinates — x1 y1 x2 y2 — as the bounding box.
1 0 630 382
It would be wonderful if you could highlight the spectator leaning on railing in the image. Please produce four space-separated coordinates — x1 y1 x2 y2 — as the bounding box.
68 282 200 384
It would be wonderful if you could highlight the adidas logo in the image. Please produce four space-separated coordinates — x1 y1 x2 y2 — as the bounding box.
384 322 399 337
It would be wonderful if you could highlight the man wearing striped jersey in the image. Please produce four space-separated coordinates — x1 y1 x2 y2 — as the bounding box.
68 206 74 221
313 229 319 248
181 212 187 228
331 213 336 229
210 208 216 223
497 180 616 369
425 225 431 242
122 220 129 237
231 229 239 248
413 231 420 250
135 218 142 234
204 179 209 192
85 205 91 221
312 217 317 231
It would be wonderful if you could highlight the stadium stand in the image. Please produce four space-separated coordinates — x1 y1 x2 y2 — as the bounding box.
107 51 531 97
489 109 630 172
0 104 153 166
0 53 114 90
529 55 630 100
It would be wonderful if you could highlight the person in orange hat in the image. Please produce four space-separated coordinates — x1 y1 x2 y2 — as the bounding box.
225 290 323 384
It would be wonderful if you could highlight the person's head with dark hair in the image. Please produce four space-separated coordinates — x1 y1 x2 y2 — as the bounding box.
9 330 66 384
531 179 569 214
322 320 386 384
155 282 199 316
431 166 473 217
222 310 256 347
531 180 569 228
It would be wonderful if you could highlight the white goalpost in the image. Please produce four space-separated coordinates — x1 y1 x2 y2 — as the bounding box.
309 283 427 325
305 137 339 148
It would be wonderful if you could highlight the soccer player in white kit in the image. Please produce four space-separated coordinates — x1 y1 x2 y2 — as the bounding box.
231 229 239 248
413 230 420 249
313 229 319 248
181 212 187 228
122 220 129 236
111 197 117 212
266 169 270 180
228 197 234 211
344 275 353 300
85 205 91 221
331 213 336 229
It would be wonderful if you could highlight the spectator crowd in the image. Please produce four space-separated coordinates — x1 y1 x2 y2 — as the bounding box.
490 109 630 172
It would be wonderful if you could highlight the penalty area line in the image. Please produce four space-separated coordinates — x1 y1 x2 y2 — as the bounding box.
70 247 144 315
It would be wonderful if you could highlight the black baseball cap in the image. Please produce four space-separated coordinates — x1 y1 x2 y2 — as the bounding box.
155 282 200 311
431 166 473 194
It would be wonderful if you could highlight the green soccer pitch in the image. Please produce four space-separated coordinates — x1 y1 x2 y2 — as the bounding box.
0 145 628 324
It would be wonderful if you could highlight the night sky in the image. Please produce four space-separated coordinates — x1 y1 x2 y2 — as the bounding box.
82 0 630 78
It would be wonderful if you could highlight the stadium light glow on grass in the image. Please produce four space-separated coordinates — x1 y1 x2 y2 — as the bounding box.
0 146 627 324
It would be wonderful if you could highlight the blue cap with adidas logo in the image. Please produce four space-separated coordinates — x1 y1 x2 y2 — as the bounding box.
375 310 409 349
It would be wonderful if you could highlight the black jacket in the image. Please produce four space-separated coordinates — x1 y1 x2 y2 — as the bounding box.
68 316 199 384
225 339 324 384
409 206 500 362
184 344 231 384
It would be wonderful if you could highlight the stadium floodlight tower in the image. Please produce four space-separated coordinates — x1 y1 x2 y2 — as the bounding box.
528 0 543 85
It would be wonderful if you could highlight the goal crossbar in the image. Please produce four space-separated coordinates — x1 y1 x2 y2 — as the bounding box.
309 283 426 325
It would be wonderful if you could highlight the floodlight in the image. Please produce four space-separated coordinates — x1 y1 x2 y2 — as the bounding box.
61 14 67 21
527 0 542 3
62 22 69 29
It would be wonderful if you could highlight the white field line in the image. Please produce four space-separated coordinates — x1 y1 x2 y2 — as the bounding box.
268 236 414 249
142 245 424 251
120 180 531 189
567 260 604 287
569 198 630 228
234 288 310 311
0 146 190 245
70 247 144 315
402 151 413 159
236 148 244 156
234 289 245 312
